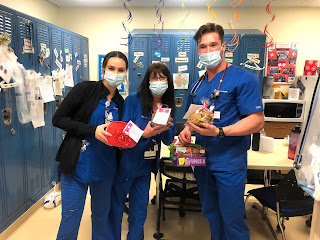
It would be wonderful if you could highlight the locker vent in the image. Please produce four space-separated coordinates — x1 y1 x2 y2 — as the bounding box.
82 38 88 53
64 34 72 51
52 30 61 48
133 39 146 52
246 38 264 53
0 12 13 36
18 17 32 40
177 40 191 53
75 37 81 55
38 25 49 45
152 39 169 53
225 38 240 54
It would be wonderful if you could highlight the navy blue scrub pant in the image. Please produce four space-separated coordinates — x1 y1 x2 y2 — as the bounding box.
109 173 151 240
194 166 249 240
56 173 113 240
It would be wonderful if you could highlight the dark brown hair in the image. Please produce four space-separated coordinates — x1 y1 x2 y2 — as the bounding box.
193 23 224 45
101 51 128 76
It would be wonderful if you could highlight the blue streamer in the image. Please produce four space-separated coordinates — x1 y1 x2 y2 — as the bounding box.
152 0 165 54
121 0 133 46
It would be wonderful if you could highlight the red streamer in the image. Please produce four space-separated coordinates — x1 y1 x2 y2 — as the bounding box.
262 0 276 48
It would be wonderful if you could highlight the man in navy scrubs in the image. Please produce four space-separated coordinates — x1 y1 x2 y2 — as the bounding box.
178 23 265 240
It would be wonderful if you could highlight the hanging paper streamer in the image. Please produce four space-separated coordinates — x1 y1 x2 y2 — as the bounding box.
152 0 165 54
121 0 133 46
178 0 191 51
207 0 217 22
262 0 276 48
226 0 242 53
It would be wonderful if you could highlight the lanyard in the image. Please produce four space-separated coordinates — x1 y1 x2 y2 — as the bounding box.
191 63 228 99
105 100 113 124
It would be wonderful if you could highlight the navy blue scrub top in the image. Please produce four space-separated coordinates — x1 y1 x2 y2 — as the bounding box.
74 98 119 183
187 65 263 171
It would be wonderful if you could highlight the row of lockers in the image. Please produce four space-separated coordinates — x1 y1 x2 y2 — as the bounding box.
0 4 90 233
128 29 266 122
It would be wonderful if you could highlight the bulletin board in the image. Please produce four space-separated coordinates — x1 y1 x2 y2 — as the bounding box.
266 42 298 83
98 54 126 94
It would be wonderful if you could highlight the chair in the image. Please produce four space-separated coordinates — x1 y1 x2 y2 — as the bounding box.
153 157 201 239
245 169 314 240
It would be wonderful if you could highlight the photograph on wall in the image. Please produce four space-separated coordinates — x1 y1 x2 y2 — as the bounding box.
173 73 189 89
266 42 298 83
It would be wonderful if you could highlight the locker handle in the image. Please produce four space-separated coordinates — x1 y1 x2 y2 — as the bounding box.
2 108 12 126
43 103 48 115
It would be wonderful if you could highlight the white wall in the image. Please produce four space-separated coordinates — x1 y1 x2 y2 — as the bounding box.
1 0 61 26
57 7 320 81
1 2 320 81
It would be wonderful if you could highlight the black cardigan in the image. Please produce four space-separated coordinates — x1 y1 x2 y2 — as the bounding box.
52 80 124 175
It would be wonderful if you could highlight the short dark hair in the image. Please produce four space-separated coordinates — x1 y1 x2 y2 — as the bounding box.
193 23 224 45
102 51 128 76
137 63 175 117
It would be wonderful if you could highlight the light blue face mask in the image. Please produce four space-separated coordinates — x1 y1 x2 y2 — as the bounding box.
149 81 168 97
199 49 222 69
104 71 126 87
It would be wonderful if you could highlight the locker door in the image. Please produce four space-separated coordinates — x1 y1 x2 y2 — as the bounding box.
224 33 241 67
35 22 55 188
173 36 195 122
0 89 25 217
82 37 89 81
62 31 73 96
73 35 81 84
15 15 35 70
240 35 266 90
0 8 15 50
128 36 149 94
151 36 172 71
0 131 5 224
51 27 63 182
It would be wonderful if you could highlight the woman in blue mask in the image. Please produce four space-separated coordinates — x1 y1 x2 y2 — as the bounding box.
52 51 128 240
109 63 176 240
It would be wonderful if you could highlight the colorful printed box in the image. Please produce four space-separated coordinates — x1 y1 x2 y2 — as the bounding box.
173 156 206 167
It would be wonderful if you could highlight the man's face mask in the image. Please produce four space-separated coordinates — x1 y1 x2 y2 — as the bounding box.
199 49 222 69
104 71 126 87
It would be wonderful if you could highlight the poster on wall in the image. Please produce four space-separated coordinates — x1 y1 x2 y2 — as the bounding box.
98 54 126 94
266 42 298 83
173 73 189 89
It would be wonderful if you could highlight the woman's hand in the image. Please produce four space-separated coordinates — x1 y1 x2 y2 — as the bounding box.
178 125 192 145
95 123 112 146
142 121 173 138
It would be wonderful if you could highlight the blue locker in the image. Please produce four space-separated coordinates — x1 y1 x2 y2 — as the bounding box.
239 29 266 90
51 27 64 182
81 37 89 81
224 33 241 66
73 34 81 84
173 34 196 122
34 21 55 188
13 12 42 205
0 89 25 217
0 7 15 50
128 34 150 93
62 30 73 96
151 36 172 70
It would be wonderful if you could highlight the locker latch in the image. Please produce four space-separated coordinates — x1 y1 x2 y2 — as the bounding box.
43 103 48 115
2 108 12 126
55 98 63 110
175 97 183 108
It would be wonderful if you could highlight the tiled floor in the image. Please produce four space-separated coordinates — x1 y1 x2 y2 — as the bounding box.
1 180 311 240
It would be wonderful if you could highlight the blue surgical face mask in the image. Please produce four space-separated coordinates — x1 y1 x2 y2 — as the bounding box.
149 81 168 97
104 71 126 87
199 49 222 69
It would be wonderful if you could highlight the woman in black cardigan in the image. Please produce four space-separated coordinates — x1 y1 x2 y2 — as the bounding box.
52 51 128 240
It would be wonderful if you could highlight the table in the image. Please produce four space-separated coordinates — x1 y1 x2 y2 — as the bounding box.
247 139 294 171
